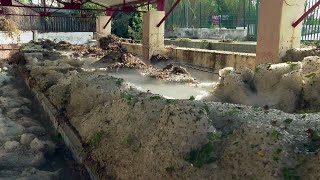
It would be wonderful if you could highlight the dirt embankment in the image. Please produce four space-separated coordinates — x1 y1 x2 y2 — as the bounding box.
207 56 320 113
17 43 320 180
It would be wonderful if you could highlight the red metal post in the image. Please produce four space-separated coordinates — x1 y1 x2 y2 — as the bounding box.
292 0 320 27
157 0 165 11
157 0 180 27
103 15 113 29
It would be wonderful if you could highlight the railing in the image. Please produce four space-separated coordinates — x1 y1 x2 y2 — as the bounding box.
301 0 320 41
12 15 96 32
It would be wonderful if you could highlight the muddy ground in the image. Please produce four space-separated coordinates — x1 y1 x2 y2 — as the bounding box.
14 37 320 179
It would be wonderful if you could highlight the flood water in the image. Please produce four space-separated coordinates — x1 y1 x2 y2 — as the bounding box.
82 57 218 100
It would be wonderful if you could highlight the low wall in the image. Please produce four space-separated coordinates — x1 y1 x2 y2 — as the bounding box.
0 31 94 44
165 40 256 53
121 42 256 71
165 28 248 40
0 44 19 60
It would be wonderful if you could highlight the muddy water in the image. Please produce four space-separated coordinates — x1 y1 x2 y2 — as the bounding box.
0 70 90 180
81 57 218 100
108 69 215 99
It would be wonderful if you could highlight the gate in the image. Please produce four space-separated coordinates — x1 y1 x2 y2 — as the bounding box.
301 0 320 41
247 0 259 41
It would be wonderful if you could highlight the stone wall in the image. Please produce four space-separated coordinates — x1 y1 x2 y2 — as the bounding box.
165 28 248 40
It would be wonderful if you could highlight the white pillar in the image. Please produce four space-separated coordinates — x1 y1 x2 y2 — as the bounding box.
32 30 38 42
256 0 306 64
142 11 165 61
96 16 112 39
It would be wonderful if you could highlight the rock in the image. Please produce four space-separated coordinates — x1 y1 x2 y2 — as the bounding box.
26 126 46 136
17 117 40 128
4 141 20 152
20 133 36 145
30 138 56 155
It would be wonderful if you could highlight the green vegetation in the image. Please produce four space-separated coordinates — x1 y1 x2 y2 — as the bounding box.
150 95 162 100
185 132 221 168
286 61 299 71
90 131 104 147
270 130 282 141
184 142 214 168
284 118 293 124
115 78 125 87
282 167 300 180
165 166 176 173
203 104 210 114
189 96 195 101
0 17 19 37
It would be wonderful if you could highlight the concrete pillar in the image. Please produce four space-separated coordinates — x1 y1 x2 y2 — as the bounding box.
256 0 306 65
32 30 38 42
96 16 112 39
142 11 165 61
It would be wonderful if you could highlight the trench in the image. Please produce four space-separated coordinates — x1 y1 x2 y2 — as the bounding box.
0 69 90 179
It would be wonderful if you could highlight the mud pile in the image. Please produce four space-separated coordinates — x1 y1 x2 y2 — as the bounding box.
282 48 320 62
27 39 105 58
207 56 320 112
19 48 320 179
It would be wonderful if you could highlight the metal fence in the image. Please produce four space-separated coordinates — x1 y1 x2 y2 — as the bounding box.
165 0 259 41
11 15 96 32
301 0 320 41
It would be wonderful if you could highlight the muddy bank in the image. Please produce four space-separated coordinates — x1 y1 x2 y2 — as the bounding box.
18 42 320 179
207 56 320 113
0 65 89 179
282 47 320 62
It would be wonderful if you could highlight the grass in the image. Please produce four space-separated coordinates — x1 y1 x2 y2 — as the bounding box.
203 104 209 114
90 131 104 148
165 166 176 173
189 96 195 101
150 95 162 100
115 78 125 87
184 143 214 168
282 167 300 180
0 17 19 37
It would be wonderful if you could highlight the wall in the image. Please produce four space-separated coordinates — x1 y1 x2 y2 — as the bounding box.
165 28 248 40
0 31 94 44
165 40 256 53
121 42 256 72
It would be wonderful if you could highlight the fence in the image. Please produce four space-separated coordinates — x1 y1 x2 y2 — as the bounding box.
165 0 259 41
301 0 320 41
7 14 96 32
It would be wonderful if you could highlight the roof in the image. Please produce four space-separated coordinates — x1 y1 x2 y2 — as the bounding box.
91 0 150 8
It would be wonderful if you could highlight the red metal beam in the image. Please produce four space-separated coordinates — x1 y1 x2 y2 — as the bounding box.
292 0 320 28
103 14 112 29
157 0 180 27
157 0 165 11
0 4 106 12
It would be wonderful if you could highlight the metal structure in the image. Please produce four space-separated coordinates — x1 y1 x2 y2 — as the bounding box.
295 0 320 41
0 0 180 32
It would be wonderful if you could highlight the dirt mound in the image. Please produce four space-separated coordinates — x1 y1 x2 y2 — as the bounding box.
150 54 170 63
282 48 320 62
207 56 320 112
21 51 320 179
99 35 122 50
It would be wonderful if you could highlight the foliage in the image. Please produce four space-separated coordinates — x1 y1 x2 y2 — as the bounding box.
112 12 134 38
0 17 19 37
90 131 104 147
184 142 214 168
